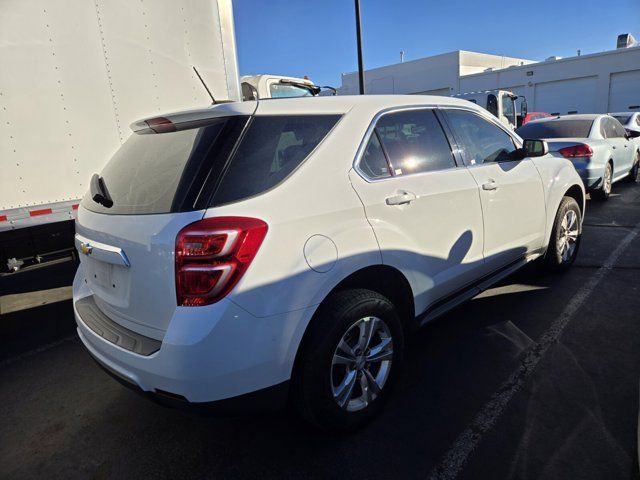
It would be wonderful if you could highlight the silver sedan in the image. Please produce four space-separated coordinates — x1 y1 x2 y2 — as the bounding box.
516 114 640 200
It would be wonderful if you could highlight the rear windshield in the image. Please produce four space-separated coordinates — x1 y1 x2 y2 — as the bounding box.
82 114 340 215
516 119 593 139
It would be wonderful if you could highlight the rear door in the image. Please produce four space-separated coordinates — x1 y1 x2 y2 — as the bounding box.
602 117 634 178
442 108 547 273
349 108 484 315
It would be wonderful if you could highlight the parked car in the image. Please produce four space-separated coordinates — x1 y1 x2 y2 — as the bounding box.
516 114 640 200
72 96 585 431
522 112 552 125
610 111 640 135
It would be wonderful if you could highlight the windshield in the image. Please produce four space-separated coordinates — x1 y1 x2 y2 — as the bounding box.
612 115 631 125
516 119 594 139
269 83 314 98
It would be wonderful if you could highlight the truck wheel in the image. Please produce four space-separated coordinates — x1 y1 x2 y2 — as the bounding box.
544 196 582 272
591 162 612 200
291 289 404 432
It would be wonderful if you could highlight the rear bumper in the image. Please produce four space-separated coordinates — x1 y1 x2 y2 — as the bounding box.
73 266 315 407
572 160 604 190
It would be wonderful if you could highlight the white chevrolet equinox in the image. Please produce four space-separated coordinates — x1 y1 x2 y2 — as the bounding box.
73 95 585 431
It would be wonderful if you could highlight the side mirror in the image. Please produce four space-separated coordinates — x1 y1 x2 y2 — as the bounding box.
523 139 549 157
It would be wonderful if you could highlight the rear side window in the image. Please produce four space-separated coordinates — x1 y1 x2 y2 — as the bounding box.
360 133 391 179
516 119 593 138
211 115 340 205
374 110 455 175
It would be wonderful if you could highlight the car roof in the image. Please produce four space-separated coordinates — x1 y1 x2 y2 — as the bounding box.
134 95 485 130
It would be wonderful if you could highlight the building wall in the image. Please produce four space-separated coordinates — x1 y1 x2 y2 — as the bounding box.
458 47 640 114
339 50 532 96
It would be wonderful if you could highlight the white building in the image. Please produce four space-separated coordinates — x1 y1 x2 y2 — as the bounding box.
340 37 640 115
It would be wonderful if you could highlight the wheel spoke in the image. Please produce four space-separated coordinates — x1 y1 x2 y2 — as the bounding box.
362 368 382 397
366 337 393 363
334 370 357 408
336 339 356 360
358 317 378 351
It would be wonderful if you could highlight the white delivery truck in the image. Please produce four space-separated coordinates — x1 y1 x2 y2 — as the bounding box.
454 90 528 130
0 0 320 273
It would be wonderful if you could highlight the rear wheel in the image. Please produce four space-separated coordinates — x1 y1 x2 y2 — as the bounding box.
291 289 404 432
591 162 612 200
544 196 582 272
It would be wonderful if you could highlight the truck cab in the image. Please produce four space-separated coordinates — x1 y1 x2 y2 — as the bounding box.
241 75 321 100
454 90 528 130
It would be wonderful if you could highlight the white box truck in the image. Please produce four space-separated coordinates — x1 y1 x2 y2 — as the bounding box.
0 0 321 273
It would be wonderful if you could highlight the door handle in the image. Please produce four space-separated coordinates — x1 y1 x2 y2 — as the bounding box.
385 190 417 206
482 179 498 191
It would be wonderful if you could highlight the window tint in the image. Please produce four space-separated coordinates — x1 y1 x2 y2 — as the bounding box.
374 110 455 175
516 119 593 138
446 110 516 164
602 118 623 138
212 115 340 205
360 133 391 179
82 118 241 215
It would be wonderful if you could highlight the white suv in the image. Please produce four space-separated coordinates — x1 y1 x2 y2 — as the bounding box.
73 95 585 431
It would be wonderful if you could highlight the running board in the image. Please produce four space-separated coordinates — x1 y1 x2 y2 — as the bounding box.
416 256 534 327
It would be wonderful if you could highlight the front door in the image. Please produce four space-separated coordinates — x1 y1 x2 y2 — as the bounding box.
350 108 485 316
442 108 547 273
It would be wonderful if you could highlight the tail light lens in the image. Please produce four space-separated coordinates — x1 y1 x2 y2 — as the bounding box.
558 144 593 158
175 217 268 306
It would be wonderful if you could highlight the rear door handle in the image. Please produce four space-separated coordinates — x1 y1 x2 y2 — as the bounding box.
482 180 498 191
385 190 417 206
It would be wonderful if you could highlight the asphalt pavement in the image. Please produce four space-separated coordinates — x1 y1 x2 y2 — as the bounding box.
1 182 640 480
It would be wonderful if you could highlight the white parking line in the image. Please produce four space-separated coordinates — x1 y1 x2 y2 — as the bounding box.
427 223 640 480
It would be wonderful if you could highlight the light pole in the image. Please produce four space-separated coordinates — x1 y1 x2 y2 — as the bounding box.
354 0 365 94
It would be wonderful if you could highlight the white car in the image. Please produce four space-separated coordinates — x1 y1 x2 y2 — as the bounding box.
73 95 585 431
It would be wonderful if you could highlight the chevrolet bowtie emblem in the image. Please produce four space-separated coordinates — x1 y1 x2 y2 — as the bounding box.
80 242 93 255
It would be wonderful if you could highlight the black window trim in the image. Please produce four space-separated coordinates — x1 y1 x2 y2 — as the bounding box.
438 106 524 168
353 105 461 183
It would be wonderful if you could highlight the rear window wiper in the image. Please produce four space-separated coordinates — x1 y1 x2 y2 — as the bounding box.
90 173 113 208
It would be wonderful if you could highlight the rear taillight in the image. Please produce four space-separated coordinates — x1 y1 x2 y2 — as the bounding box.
175 217 268 306
558 144 593 158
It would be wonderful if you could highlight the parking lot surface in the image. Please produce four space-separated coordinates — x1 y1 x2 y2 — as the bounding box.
1 183 640 480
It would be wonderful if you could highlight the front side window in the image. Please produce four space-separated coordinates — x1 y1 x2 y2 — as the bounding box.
212 115 340 205
611 119 627 138
373 109 455 175
601 118 621 138
445 109 516 165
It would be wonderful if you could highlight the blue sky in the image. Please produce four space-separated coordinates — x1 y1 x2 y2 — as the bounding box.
234 0 640 88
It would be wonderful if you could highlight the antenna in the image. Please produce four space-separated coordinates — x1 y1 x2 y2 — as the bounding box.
192 66 216 104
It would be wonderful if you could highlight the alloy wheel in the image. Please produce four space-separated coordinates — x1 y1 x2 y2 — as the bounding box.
558 209 579 263
603 164 612 195
331 316 394 412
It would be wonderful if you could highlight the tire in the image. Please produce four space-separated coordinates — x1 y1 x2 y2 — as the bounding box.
544 196 582 272
627 151 640 183
291 289 404 432
591 161 612 200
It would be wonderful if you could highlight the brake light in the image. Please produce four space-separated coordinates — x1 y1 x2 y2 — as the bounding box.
145 117 176 133
175 217 268 306
558 144 593 158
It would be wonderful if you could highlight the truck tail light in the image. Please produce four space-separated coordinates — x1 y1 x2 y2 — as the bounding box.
558 144 593 158
175 217 268 306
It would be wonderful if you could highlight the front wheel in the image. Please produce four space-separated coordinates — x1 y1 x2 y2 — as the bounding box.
628 151 640 183
291 289 404 432
544 196 582 272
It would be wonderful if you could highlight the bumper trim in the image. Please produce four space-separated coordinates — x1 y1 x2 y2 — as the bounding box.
76 295 161 356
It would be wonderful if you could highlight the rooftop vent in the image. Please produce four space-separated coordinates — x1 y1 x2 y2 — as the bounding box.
617 33 637 49
546 56 562 61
